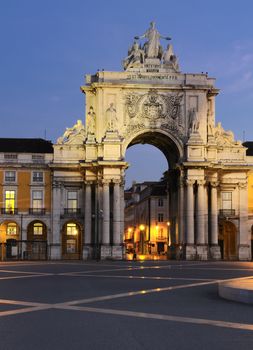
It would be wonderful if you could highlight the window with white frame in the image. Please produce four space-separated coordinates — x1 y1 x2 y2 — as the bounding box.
7 223 17 235
5 190 15 213
158 213 164 222
32 191 43 209
5 171 16 182
32 171 43 182
67 191 78 210
221 192 232 210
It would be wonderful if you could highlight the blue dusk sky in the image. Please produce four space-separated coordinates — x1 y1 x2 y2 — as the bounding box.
1 0 253 187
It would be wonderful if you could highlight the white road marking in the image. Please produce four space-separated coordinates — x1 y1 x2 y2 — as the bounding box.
63 273 214 281
60 305 253 331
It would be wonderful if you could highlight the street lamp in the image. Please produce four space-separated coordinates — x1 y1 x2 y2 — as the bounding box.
167 221 171 258
139 224 145 254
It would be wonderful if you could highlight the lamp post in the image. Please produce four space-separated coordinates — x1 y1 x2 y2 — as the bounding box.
139 224 145 254
167 221 171 259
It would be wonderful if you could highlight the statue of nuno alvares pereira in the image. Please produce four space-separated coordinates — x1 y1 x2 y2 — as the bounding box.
135 21 171 58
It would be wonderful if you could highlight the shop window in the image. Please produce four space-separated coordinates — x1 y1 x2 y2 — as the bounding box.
33 223 43 235
7 223 17 235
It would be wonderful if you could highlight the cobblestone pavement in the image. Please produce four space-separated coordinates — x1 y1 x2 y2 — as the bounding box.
0 260 253 350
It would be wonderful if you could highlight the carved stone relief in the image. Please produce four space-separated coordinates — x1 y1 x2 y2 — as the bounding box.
123 89 184 138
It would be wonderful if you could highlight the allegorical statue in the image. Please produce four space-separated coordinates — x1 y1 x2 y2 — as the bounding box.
86 106 96 134
106 103 117 131
123 41 144 69
57 119 85 144
135 21 171 59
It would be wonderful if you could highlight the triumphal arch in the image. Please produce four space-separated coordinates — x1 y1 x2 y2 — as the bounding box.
51 22 250 261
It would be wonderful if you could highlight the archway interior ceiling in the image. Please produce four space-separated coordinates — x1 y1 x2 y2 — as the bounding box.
127 131 180 168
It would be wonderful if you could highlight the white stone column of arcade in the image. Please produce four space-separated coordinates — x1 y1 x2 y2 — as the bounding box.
196 180 208 259
102 180 110 247
239 181 250 260
178 178 184 244
196 180 205 244
83 181 92 258
113 180 121 245
51 181 62 259
185 179 195 259
210 182 221 259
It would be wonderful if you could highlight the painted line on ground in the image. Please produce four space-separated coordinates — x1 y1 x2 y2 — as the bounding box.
59 304 253 331
62 273 214 281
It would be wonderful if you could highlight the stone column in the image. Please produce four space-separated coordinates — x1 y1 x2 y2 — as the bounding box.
196 180 205 245
185 179 196 259
239 181 250 260
178 179 184 244
101 180 110 258
83 181 92 259
196 180 208 260
113 181 121 244
51 181 61 259
210 182 221 259
112 180 123 259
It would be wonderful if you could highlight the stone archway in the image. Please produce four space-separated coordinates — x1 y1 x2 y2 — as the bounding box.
52 22 250 261
124 129 182 259
62 221 82 260
219 221 237 260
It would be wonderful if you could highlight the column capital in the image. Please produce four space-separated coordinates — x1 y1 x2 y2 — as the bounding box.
210 181 219 188
102 179 111 185
196 179 206 186
84 180 93 186
186 179 195 186
238 181 247 189
112 179 122 185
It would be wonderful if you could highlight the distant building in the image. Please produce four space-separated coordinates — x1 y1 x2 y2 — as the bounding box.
0 138 53 260
124 181 171 258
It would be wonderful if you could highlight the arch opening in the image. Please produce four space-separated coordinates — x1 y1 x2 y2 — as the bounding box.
124 131 182 260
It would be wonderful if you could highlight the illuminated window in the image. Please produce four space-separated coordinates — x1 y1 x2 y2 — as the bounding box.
158 198 164 207
5 190 15 213
158 213 164 222
32 171 43 182
7 223 17 235
66 223 78 236
222 192 232 210
32 191 43 209
5 171 16 182
33 222 43 235
67 191 77 209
